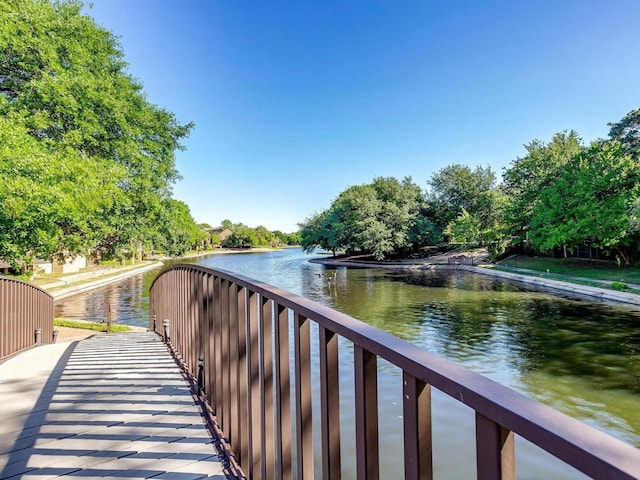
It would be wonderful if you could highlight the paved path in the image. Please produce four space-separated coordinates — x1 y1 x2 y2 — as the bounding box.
0 332 227 479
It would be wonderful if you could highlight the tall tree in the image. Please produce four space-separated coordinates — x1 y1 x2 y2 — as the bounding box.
529 141 640 263
157 199 206 257
0 112 124 267
502 131 583 246
0 0 193 266
221 219 234 230
426 164 496 229
300 177 432 260
299 210 334 253
608 107 640 157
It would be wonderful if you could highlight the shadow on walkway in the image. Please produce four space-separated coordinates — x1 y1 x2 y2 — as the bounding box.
0 333 227 479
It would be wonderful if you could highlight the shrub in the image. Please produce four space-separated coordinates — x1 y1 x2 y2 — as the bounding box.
611 281 628 290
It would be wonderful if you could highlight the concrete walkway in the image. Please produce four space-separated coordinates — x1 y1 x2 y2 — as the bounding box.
0 332 227 479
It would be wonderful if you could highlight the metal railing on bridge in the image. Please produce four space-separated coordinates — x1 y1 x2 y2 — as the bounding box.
149 264 640 480
0 277 54 361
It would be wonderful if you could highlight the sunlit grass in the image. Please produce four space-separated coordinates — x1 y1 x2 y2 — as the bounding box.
54 318 131 332
498 256 640 284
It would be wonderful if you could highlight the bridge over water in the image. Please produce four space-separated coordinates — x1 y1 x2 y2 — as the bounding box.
2 266 640 479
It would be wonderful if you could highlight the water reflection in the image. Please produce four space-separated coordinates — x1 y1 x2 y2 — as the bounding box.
313 267 640 446
54 267 157 327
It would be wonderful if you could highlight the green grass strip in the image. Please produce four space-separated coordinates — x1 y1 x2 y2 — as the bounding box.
488 266 640 295
54 318 131 332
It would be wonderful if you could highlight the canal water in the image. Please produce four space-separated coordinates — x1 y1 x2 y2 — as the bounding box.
55 248 640 479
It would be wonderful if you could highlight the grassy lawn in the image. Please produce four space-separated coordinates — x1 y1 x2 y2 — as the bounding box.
499 256 640 284
54 318 131 332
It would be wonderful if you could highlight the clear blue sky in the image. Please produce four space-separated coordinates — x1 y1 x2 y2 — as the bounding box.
83 0 640 233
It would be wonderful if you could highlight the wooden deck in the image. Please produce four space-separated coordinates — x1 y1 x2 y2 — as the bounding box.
0 332 226 480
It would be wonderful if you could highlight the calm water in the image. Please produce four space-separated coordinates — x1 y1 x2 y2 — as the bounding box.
55 248 640 479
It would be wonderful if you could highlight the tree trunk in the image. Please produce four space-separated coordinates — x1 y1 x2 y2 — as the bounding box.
615 246 630 266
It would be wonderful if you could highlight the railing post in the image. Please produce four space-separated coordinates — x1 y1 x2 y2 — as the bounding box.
197 354 205 395
248 290 262 479
52 329 59 343
152 314 157 332
106 303 112 334
319 325 341 480
275 303 292 480
294 313 313 480
403 372 432 480
163 319 171 343
475 413 515 480
354 345 379 480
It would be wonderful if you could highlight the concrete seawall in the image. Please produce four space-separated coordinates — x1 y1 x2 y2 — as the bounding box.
310 257 640 306
46 262 164 301
460 265 640 306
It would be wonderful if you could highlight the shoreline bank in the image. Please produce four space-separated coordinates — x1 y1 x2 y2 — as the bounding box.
43 247 282 300
149 246 281 262
46 261 164 300
310 257 640 307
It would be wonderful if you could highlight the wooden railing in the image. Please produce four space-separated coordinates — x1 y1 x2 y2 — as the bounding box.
0 277 54 361
149 264 640 480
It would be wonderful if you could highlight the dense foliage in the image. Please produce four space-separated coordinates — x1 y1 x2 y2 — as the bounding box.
300 177 440 260
527 141 640 263
300 110 640 263
0 0 202 266
220 220 300 248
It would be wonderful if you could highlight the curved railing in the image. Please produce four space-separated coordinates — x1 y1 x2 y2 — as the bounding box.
0 277 55 361
149 264 640 480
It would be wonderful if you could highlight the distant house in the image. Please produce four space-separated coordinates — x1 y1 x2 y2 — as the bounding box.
0 254 85 276
33 254 87 275
34 259 53 275
53 254 87 274
203 227 233 247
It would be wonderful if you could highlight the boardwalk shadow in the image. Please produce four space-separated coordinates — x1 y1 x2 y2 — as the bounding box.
0 333 228 479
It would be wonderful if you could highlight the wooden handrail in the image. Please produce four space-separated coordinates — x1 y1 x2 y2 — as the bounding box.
150 264 640 480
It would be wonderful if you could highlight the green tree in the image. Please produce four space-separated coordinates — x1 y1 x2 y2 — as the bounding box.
608 107 640 157
426 164 496 230
444 209 482 246
300 177 430 260
426 164 505 252
226 224 257 248
272 230 288 246
631 199 640 234
0 0 193 265
529 141 640 264
299 210 334 253
156 199 206 257
221 219 233 230
253 225 275 247
286 232 301 245
406 213 442 250
502 131 583 246
0 113 124 267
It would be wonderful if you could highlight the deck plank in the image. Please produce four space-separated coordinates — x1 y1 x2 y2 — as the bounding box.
0 332 226 479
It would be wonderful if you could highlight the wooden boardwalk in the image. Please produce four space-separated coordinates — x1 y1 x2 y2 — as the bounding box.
0 332 227 480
